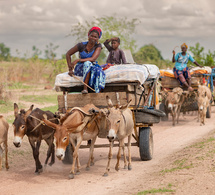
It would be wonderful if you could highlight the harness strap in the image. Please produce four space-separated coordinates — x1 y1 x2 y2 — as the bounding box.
28 115 58 132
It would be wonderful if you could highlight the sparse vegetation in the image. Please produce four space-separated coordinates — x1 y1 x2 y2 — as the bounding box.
20 94 58 104
137 184 175 195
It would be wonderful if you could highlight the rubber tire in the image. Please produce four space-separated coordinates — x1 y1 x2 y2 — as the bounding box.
206 104 211 118
140 108 166 117
159 103 168 121
62 144 73 164
139 127 153 161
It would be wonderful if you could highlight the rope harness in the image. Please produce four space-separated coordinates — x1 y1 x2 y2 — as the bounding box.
28 115 58 133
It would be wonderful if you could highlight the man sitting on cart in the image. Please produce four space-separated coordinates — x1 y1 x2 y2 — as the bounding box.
172 43 202 92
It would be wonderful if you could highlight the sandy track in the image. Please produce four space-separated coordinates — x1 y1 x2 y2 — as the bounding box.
0 107 215 195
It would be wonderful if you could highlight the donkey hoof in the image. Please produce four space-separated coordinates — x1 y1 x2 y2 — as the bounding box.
103 172 108 177
34 171 40 175
38 167 43 173
124 165 128 169
90 162 94 166
48 162 54 166
115 167 119 171
76 171 81 175
86 166 90 171
69 173 74 179
128 165 132 170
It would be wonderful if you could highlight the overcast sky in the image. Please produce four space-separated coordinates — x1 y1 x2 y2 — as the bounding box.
0 0 215 60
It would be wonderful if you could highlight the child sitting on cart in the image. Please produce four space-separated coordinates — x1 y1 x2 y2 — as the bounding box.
102 37 127 70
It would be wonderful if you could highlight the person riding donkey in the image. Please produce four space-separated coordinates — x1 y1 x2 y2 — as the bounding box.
102 37 127 70
66 26 105 94
172 43 202 92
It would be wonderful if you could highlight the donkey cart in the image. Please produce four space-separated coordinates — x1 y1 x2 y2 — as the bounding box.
159 70 213 121
54 64 165 163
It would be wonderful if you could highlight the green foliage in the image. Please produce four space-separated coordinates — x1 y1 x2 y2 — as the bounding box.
133 44 164 64
45 43 59 60
189 42 215 67
132 44 170 68
0 43 11 61
49 59 68 80
69 16 139 53
32 45 42 60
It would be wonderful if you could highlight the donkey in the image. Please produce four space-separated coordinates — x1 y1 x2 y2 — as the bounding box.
43 104 105 179
0 115 9 171
13 103 59 174
103 96 134 176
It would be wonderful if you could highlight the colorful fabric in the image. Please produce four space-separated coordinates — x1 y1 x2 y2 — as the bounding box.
74 61 105 93
88 26 102 39
159 70 175 78
73 41 105 93
173 67 191 85
174 52 195 71
100 63 114 71
181 43 188 49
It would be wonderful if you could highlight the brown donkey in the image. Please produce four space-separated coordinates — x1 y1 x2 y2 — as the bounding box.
43 104 103 179
0 115 9 170
13 104 59 174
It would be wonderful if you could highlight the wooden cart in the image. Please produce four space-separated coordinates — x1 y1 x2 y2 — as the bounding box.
57 78 165 163
159 74 212 121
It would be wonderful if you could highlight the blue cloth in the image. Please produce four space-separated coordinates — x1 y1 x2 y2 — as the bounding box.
74 61 105 93
73 43 105 93
174 52 195 71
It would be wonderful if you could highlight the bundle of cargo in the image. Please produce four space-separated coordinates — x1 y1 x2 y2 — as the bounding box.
159 66 212 89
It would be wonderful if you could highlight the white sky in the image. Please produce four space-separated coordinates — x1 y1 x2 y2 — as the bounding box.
0 0 215 60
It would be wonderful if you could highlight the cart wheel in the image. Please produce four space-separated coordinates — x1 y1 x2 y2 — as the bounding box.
206 104 211 118
139 127 153 161
62 144 73 164
159 103 168 121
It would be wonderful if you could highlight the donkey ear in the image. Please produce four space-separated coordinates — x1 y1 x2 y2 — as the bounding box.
14 103 19 117
24 104 34 121
43 119 58 130
106 96 113 108
119 99 132 111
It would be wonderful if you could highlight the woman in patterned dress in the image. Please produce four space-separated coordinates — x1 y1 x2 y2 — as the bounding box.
66 27 105 94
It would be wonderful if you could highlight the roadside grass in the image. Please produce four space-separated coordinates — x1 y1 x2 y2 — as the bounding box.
20 94 58 104
137 134 215 195
161 158 194 173
7 82 33 90
137 184 175 195
6 115 15 124
0 100 26 114
0 100 15 113
41 105 58 113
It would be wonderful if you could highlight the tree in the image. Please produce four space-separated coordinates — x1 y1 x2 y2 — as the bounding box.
133 44 164 64
189 43 215 67
0 43 10 61
44 43 59 60
189 42 204 65
68 16 139 54
32 45 42 59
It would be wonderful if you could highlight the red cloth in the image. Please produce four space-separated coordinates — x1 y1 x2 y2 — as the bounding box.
88 27 102 38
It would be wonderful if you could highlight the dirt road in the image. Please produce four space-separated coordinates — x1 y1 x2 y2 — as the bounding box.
1 107 215 195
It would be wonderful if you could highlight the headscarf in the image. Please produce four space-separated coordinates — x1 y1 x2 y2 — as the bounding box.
181 43 188 49
88 26 102 39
